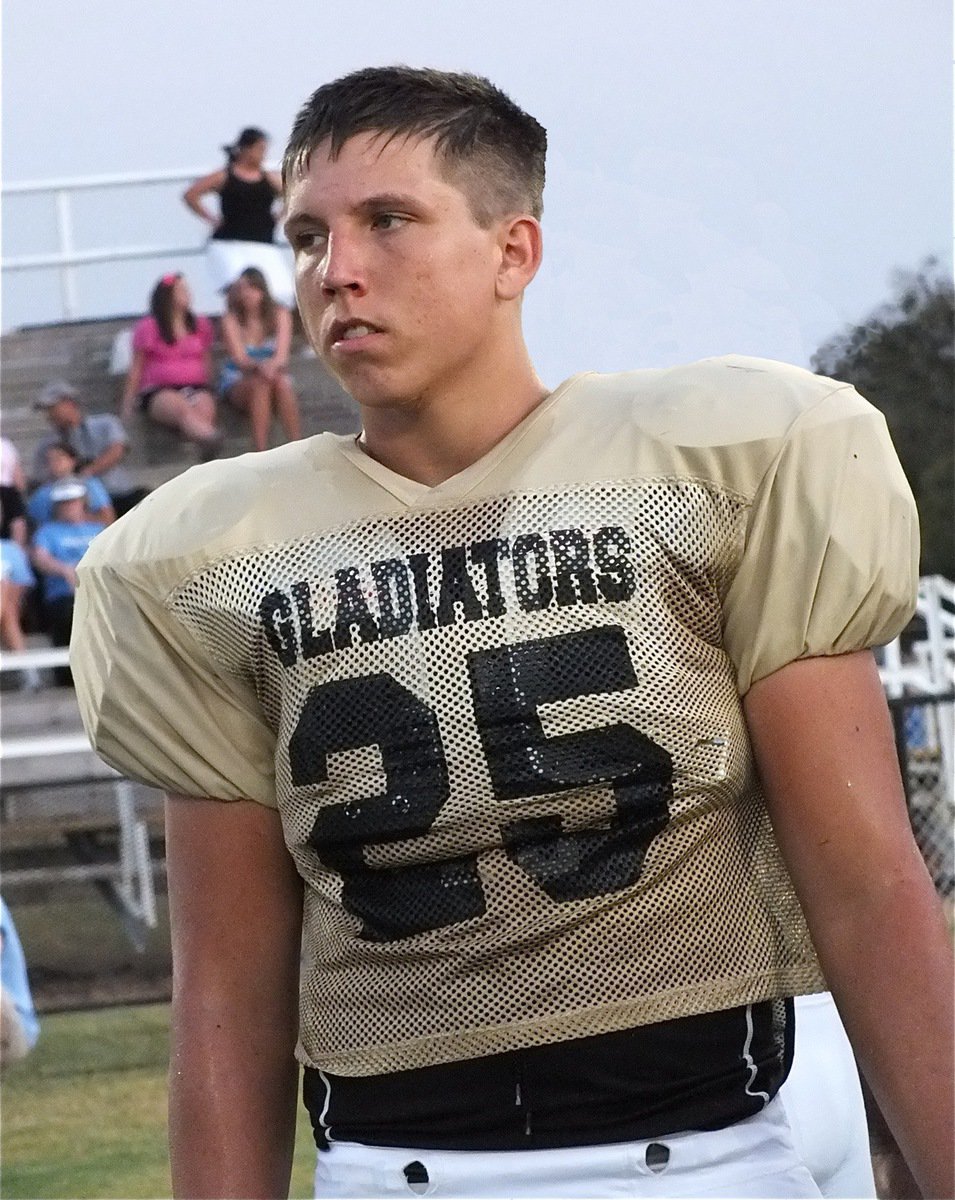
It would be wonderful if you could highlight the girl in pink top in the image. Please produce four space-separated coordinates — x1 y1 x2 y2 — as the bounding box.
120 273 223 459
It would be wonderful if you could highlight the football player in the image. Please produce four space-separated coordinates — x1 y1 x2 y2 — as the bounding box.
71 67 953 1199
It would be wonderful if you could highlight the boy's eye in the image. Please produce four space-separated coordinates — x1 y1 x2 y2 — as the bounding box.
292 230 328 251
372 213 407 231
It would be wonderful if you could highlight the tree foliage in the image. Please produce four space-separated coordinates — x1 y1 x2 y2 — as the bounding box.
812 259 954 578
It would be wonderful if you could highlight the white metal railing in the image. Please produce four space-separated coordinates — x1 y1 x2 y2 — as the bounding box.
880 575 955 696
879 575 955 812
2 168 211 322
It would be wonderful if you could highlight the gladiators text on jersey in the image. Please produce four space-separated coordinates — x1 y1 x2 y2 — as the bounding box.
259 523 638 666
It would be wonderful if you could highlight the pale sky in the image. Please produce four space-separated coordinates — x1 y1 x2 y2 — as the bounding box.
2 0 951 384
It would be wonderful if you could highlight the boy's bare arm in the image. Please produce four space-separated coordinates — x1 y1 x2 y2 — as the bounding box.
166 794 304 1199
744 650 955 1200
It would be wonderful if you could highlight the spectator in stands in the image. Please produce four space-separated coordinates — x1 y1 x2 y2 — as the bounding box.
120 273 223 461
0 534 35 657
32 381 149 518
1 437 27 494
27 442 115 528
30 478 103 682
0 896 39 1065
0 463 28 550
183 128 294 308
220 267 302 452
1 467 40 682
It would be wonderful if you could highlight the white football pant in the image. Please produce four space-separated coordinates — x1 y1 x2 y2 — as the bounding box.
313 1094 821 1198
779 991 877 1198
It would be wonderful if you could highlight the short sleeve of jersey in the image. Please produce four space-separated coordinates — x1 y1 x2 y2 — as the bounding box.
722 384 918 694
71 538 277 806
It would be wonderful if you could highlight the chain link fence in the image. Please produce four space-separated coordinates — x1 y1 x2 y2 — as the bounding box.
889 691 955 898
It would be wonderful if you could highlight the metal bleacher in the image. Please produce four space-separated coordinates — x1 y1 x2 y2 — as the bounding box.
0 646 160 950
0 311 360 951
1 313 360 490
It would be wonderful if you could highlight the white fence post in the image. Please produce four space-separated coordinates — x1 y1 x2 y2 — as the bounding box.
54 188 78 320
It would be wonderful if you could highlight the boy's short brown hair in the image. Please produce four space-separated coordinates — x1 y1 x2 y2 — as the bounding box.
283 65 547 226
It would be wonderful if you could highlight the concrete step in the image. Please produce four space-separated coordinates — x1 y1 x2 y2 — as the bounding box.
0 684 84 737
3 315 360 488
1 778 164 846
1 749 116 791
1 318 129 393
0 684 101 789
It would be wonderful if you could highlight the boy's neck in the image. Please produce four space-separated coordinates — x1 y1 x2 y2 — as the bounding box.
358 352 548 487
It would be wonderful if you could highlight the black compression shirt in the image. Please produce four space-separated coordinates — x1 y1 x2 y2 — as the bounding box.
303 999 794 1151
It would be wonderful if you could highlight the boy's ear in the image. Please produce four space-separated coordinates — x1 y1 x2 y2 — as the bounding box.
496 216 543 300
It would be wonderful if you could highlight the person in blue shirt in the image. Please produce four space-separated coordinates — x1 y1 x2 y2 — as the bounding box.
0 895 39 1063
27 442 114 529
30 478 103 683
1 492 36 657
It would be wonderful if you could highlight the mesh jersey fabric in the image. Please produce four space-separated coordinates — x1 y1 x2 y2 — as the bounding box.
71 355 918 1076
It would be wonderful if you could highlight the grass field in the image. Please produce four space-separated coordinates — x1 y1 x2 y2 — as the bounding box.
0 1003 318 1199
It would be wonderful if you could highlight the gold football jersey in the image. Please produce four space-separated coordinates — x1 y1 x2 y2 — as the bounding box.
72 356 918 1076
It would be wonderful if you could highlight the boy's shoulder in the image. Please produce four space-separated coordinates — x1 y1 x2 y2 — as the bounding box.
569 354 860 446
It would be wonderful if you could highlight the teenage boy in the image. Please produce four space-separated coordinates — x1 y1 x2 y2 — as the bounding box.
72 67 953 1199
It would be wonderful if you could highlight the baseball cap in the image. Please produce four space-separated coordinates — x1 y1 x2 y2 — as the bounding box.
49 477 87 504
35 380 80 410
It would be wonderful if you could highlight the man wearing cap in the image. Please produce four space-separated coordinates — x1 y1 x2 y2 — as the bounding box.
32 381 148 518
30 477 103 682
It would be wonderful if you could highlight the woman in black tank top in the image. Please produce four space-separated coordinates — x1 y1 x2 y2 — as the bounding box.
183 128 295 308
215 168 277 243
184 126 282 243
